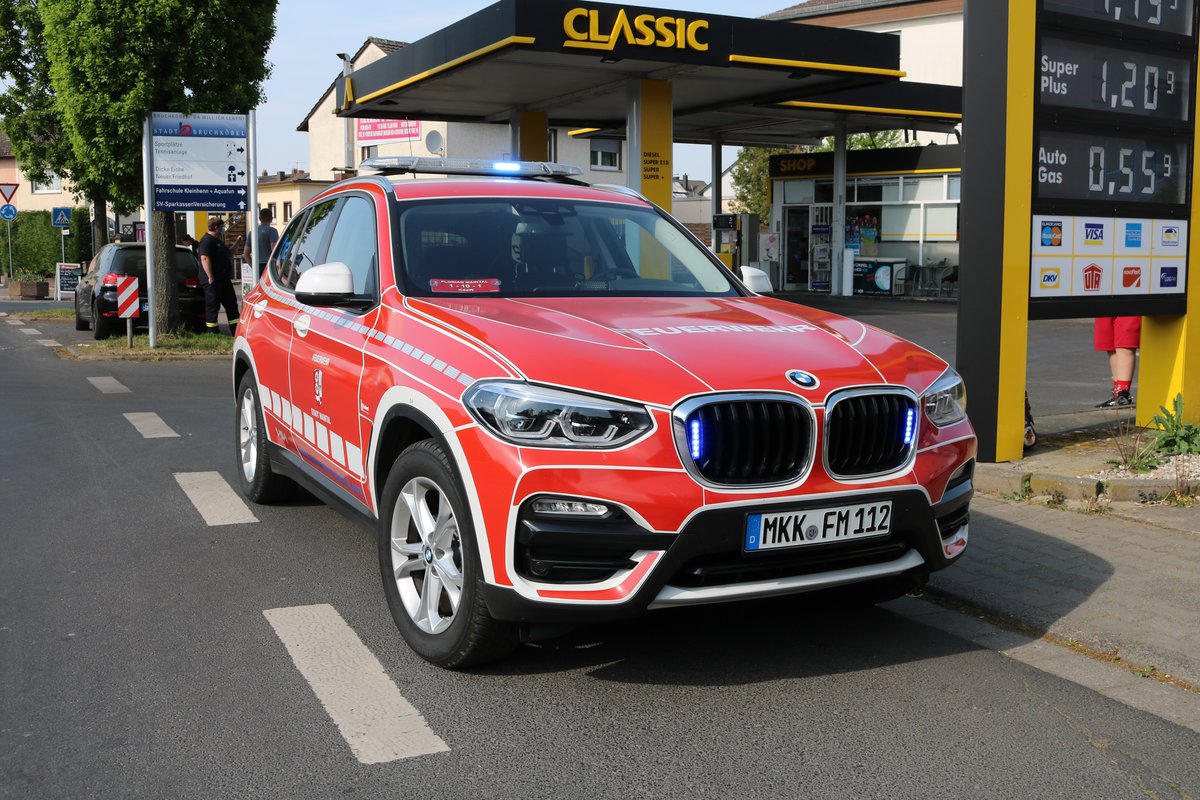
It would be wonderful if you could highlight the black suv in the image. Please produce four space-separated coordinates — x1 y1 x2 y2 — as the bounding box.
74 243 207 338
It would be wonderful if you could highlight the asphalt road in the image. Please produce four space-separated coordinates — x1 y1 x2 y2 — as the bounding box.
2 307 1198 799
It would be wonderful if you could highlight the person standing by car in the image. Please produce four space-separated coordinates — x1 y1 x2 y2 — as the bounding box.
197 217 240 335
243 207 279 278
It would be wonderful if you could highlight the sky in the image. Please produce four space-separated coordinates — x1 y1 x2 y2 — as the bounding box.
260 0 800 182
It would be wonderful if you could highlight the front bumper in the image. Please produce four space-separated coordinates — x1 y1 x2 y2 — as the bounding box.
481 472 972 624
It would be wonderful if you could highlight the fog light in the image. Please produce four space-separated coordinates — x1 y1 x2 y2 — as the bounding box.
531 498 609 517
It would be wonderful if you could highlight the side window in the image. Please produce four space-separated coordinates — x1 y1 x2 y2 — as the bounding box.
271 212 308 290
323 195 379 298
273 199 338 291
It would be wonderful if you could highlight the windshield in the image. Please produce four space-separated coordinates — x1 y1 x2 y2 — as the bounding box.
395 198 740 298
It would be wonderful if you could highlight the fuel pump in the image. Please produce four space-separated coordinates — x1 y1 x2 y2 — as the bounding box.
712 213 759 269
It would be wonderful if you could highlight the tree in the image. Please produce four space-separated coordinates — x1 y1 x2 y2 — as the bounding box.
0 1 108 256
36 0 276 334
730 147 791 223
729 131 907 223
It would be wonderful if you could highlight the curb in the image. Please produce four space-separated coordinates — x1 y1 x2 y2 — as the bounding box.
974 462 1185 503
58 345 231 363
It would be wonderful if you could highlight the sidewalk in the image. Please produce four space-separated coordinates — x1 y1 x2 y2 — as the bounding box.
949 404 1200 696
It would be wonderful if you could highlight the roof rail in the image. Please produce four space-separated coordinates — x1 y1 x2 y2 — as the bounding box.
593 183 649 202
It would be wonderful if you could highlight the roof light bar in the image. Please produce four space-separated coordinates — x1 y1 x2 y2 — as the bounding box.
359 156 583 178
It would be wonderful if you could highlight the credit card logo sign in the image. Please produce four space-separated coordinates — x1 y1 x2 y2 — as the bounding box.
1161 267 1179 288
1124 223 1142 248
1039 268 1061 288
1162 226 1181 246
1083 263 1104 291
1041 221 1063 246
1122 267 1142 288
1084 223 1105 245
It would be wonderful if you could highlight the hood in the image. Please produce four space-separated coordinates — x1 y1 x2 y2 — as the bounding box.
410 295 948 407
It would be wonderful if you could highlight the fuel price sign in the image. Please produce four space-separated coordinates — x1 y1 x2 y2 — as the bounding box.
1036 130 1189 204
1040 36 1191 121
1042 0 1195 37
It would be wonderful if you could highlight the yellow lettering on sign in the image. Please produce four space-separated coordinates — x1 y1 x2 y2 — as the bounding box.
562 6 711 52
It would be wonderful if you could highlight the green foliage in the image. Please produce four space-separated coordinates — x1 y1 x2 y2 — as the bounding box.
66 204 93 263
0 210 57 280
730 147 791 223
38 0 278 213
1148 394 1200 455
801 130 906 153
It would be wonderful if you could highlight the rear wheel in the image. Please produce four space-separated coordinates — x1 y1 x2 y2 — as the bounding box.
378 440 517 668
235 374 295 503
92 303 111 340
74 302 89 331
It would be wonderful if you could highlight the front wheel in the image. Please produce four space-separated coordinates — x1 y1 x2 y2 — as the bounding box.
74 302 90 331
235 374 295 503
378 440 517 668
92 303 111 340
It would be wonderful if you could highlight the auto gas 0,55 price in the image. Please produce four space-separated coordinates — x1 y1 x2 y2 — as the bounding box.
1039 37 1191 121
1037 130 1189 205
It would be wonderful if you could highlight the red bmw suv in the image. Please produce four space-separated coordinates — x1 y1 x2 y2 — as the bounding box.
233 157 975 668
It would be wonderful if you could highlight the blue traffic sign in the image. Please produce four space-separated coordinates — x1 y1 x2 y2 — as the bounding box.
0 203 16 222
153 185 248 213
51 207 72 227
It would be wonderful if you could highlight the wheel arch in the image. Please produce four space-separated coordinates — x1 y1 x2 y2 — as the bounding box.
373 404 445 511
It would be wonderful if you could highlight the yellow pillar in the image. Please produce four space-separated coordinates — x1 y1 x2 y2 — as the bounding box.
626 79 672 214
513 112 548 161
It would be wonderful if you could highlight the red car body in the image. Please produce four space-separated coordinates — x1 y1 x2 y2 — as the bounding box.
233 160 975 667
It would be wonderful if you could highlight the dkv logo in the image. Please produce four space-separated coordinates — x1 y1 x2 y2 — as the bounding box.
1039 268 1062 289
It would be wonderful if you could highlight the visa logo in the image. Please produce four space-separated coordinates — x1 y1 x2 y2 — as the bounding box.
1040 268 1061 288
1084 223 1105 244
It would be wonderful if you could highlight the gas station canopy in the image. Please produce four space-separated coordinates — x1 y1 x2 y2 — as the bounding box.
334 0 962 146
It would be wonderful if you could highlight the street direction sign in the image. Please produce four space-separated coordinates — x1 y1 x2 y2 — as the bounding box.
0 184 17 202
150 112 249 212
52 207 71 227
0 203 17 222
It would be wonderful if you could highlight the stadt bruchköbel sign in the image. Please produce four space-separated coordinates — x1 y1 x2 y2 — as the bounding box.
151 112 249 212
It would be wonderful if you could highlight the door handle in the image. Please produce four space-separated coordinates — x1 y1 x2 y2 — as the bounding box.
294 313 311 338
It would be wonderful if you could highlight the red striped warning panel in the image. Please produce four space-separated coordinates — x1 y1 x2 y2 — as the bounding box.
116 276 140 318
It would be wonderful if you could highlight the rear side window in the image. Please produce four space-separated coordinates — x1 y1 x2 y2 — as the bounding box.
274 200 339 291
323 195 379 298
108 248 198 279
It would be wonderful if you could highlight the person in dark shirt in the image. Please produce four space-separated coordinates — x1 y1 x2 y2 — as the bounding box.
197 217 240 335
179 233 199 256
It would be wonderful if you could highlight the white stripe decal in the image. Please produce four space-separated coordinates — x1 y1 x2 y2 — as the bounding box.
291 405 303 431
303 413 316 444
88 376 131 394
281 397 293 423
270 389 282 418
174 472 259 526
330 432 346 466
344 443 363 477
316 421 330 454
124 412 179 439
262 604 449 764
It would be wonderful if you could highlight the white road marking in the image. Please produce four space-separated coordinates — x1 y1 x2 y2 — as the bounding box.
263 604 449 764
123 412 179 439
19 328 41 335
38 339 61 347
88 376 131 394
5 318 22 325
173 472 258 525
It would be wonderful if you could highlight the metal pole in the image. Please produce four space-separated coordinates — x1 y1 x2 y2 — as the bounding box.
6 220 11 280
248 109 259 279
142 115 157 348
340 54 354 174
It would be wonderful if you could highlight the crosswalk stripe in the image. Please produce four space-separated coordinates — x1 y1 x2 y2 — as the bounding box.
124 412 179 439
263 604 449 764
19 328 41 335
38 339 61 347
173 471 258 525
87 376 131 394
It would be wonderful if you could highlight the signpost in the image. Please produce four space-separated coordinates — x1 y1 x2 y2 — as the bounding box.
1 202 16 281
959 0 1200 461
150 113 249 213
115 275 139 348
56 262 82 301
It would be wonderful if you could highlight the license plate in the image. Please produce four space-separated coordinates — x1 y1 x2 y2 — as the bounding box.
140 300 148 312
745 500 892 551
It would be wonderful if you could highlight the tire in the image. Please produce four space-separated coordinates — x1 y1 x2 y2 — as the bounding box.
92 303 111 340
74 303 89 331
378 439 517 669
234 374 296 504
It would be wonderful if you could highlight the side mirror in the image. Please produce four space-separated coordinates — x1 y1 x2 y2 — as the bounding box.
740 265 774 294
295 261 354 305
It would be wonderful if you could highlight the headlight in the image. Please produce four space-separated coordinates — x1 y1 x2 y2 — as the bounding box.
463 381 653 448
923 369 967 428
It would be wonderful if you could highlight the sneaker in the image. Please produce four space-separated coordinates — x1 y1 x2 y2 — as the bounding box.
1096 390 1132 408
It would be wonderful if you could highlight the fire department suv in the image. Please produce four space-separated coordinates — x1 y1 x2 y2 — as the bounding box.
233 157 975 668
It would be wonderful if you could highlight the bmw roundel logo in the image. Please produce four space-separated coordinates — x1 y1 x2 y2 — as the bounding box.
787 370 820 389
